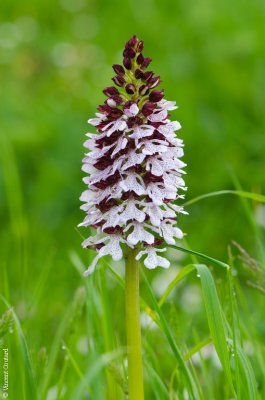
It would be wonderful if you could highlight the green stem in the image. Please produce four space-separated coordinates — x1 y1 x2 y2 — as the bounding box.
125 248 144 400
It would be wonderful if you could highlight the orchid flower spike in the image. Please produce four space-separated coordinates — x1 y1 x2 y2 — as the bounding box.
79 35 187 276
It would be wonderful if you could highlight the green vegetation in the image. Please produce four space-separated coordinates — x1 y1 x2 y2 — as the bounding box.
0 0 265 398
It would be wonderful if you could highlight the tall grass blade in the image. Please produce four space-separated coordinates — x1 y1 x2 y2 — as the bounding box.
184 190 265 207
194 265 234 393
169 244 229 269
0 296 38 399
69 349 124 400
159 264 195 307
141 269 200 400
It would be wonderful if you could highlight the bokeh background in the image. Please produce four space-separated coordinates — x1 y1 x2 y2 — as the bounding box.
1 0 265 398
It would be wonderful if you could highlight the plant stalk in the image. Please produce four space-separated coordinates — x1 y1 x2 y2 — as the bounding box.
125 247 144 400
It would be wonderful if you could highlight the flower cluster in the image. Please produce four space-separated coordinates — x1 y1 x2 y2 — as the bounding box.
79 35 187 275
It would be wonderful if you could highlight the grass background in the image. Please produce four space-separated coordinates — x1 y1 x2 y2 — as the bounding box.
0 0 265 399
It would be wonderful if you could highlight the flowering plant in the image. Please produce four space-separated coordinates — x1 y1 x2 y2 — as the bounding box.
80 35 186 276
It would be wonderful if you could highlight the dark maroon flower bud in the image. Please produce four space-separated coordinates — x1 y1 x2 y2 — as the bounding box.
136 53 144 65
123 56 132 70
112 75 125 87
137 40 144 52
141 57 152 69
124 47 136 58
126 35 138 48
135 69 145 79
103 86 119 97
139 84 149 96
125 84 136 94
147 76 160 88
123 48 129 57
149 90 164 102
109 108 123 119
112 94 123 104
142 101 156 116
143 71 153 81
98 104 113 114
124 100 135 109
128 47 136 58
112 64 125 75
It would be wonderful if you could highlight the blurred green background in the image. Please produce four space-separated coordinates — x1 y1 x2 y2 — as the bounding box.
1 0 265 398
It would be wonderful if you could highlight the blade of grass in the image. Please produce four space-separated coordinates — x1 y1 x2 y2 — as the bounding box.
159 264 195 307
0 295 38 400
40 289 88 399
184 190 265 207
62 341 84 381
226 337 258 400
169 244 229 269
194 264 234 394
231 175 265 264
69 349 124 400
236 346 257 400
227 248 258 400
227 251 241 398
184 337 212 361
98 266 120 400
141 268 200 400
70 251 112 396
145 361 169 399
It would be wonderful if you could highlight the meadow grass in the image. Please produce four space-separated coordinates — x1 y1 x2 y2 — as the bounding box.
1 180 265 399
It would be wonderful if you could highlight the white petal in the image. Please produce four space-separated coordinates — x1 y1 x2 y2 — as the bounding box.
88 113 106 126
129 125 155 141
148 109 167 122
83 234 125 276
122 151 145 170
136 247 170 269
119 200 146 224
111 137 128 157
126 223 154 245
144 203 163 226
158 99 178 111
102 118 127 136
124 103 139 117
119 173 146 196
